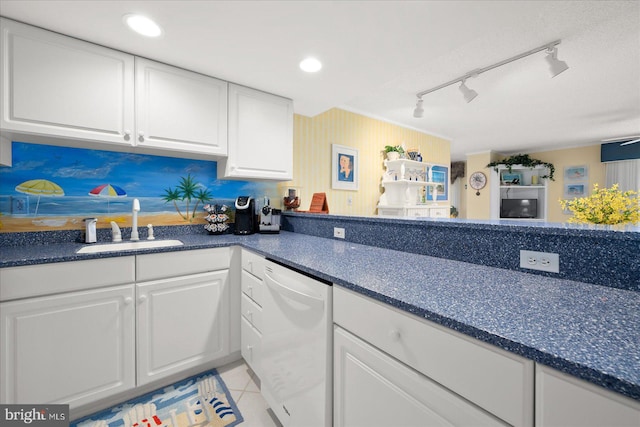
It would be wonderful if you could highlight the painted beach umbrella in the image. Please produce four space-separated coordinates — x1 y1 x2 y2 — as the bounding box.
15 179 65 216
89 183 127 213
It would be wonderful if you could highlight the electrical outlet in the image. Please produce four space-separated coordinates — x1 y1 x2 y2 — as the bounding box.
520 250 559 273
334 227 345 239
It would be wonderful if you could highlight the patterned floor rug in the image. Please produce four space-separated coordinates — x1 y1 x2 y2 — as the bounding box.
72 369 243 427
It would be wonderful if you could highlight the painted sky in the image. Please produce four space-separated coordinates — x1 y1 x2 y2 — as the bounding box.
0 142 264 199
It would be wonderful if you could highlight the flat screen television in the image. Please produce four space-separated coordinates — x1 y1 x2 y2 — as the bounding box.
501 199 538 219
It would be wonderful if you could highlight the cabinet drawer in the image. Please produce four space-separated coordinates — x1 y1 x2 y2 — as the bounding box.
241 270 264 307
0 257 135 301
334 286 534 427
535 364 640 427
241 315 262 376
136 248 229 281
241 249 265 280
241 292 263 332
335 326 507 427
430 207 449 218
406 208 430 217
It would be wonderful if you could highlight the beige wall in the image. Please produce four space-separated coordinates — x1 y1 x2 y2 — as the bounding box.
465 151 500 219
528 145 604 223
280 108 450 216
463 145 605 222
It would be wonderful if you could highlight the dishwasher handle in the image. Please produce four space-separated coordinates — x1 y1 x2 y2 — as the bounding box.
264 268 325 309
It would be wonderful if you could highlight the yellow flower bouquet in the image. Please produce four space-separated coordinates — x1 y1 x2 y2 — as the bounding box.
560 184 639 225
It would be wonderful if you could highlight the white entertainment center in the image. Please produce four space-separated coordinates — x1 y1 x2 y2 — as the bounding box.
489 164 550 221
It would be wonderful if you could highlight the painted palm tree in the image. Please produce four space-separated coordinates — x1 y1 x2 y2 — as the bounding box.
162 187 187 220
163 174 213 222
191 188 213 221
177 174 199 220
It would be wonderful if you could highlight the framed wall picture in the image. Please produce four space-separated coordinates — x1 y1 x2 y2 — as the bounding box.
501 172 523 185
564 165 588 180
564 182 587 198
332 144 358 190
428 165 449 201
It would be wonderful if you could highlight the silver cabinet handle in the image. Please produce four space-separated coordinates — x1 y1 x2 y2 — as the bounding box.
124 130 131 141
138 131 145 142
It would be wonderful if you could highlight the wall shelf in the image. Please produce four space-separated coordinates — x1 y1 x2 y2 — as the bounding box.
490 164 549 221
378 159 449 217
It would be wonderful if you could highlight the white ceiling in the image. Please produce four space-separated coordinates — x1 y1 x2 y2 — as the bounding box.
1 0 639 161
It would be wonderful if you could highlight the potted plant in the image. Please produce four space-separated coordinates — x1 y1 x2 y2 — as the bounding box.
559 184 639 226
383 145 405 161
486 154 555 181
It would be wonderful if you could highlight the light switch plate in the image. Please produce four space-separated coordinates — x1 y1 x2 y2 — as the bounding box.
334 227 345 239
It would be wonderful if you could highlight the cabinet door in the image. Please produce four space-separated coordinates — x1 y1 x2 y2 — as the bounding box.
135 58 228 156
0 285 135 407
536 365 640 427
334 286 533 426
136 270 229 386
241 315 262 376
0 18 135 145
334 326 507 427
223 83 293 180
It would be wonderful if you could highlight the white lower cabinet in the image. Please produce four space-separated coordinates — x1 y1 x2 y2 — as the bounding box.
239 249 266 377
334 286 534 427
334 326 507 427
136 270 229 386
0 248 231 411
0 285 135 407
535 364 640 427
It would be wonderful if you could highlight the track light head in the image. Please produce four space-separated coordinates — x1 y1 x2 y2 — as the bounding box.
459 80 478 103
546 46 569 77
413 98 424 118
412 40 568 117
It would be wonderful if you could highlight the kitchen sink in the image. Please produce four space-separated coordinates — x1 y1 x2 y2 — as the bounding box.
76 239 184 254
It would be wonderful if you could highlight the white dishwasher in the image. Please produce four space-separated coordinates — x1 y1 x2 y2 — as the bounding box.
261 259 332 427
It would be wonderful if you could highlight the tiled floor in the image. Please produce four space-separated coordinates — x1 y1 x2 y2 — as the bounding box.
218 359 282 427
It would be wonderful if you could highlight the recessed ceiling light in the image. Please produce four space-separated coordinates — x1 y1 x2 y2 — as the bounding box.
299 57 322 73
124 14 162 37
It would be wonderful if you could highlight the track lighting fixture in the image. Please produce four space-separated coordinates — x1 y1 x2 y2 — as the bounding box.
545 46 569 77
413 40 568 117
413 98 424 118
459 79 478 103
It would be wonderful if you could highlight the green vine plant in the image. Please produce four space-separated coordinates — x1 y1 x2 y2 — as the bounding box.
486 154 555 181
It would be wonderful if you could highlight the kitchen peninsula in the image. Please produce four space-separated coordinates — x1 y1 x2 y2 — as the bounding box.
2 214 639 418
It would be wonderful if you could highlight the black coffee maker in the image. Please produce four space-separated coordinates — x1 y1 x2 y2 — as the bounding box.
234 196 255 235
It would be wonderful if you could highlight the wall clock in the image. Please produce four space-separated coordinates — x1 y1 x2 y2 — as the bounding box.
469 171 487 195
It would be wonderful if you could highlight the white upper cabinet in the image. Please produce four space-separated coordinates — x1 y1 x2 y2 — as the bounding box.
0 18 135 146
222 83 293 180
1 18 228 157
135 58 227 156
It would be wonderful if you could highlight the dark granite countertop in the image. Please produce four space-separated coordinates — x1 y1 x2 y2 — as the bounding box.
1 231 639 401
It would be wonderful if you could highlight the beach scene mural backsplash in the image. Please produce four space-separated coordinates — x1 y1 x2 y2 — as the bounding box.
0 142 278 233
